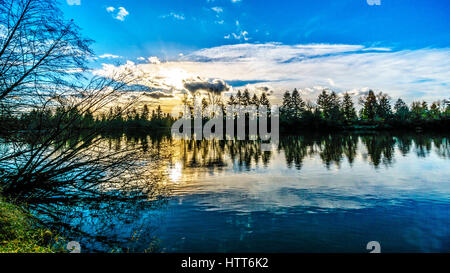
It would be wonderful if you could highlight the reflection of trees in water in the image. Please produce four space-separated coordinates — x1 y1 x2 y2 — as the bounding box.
413 135 433 158
177 139 272 171
174 134 449 171
280 134 359 169
279 136 311 170
20 134 173 252
433 137 450 159
395 133 450 159
232 141 266 171
179 140 226 169
24 133 448 252
360 134 396 167
396 135 413 156
31 197 166 252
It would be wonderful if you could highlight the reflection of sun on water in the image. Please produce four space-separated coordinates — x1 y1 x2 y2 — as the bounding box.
169 162 183 183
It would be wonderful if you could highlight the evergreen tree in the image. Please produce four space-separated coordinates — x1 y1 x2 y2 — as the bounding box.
411 101 426 120
141 104 150 120
360 90 378 121
444 99 450 117
341 92 357 122
228 94 237 106
329 91 341 119
430 102 441 119
281 91 293 118
242 89 251 106
83 110 95 128
236 90 243 105
376 92 392 120
156 105 163 119
317 90 330 118
291 89 305 119
259 92 271 110
202 98 209 117
317 90 340 120
251 94 260 107
394 98 410 121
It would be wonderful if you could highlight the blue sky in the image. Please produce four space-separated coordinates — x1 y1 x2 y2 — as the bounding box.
63 0 449 58
63 0 450 106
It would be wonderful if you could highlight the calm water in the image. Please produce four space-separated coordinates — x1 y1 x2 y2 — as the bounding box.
37 133 450 253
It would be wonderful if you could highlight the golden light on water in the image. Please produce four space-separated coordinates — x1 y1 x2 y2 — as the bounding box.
169 162 183 183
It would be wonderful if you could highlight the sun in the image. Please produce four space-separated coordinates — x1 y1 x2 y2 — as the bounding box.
160 67 191 90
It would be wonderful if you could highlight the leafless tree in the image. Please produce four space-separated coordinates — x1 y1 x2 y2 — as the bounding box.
0 0 93 103
0 0 169 206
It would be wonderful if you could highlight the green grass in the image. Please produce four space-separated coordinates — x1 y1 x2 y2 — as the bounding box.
0 197 63 253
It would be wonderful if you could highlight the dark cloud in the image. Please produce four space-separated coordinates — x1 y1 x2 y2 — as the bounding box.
183 78 230 94
119 84 174 99
255 86 274 95
142 91 174 99
120 84 153 92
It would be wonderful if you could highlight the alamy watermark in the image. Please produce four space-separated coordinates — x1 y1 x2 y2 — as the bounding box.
171 102 279 152
67 241 81 253
367 241 381 253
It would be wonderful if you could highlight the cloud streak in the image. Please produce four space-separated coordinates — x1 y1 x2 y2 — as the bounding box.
160 12 186 20
94 43 450 105
66 0 80 5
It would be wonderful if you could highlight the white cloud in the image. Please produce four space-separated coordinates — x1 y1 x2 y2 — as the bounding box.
99 54 120 59
233 31 249 41
231 0 242 3
147 56 161 64
94 43 450 104
106 6 129 21
0 24 7 39
66 0 81 5
116 7 129 21
224 20 250 41
160 12 185 20
211 7 223 13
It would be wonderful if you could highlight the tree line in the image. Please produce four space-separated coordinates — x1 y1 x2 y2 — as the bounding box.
278 89 450 132
5 104 176 133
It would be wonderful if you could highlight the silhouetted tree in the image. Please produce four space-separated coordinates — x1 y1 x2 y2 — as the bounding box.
141 104 150 120
259 92 271 110
341 92 357 123
241 89 251 106
0 0 93 102
251 94 260 107
291 88 306 119
376 92 393 120
236 90 243 105
360 90 378 122
228 94 237 106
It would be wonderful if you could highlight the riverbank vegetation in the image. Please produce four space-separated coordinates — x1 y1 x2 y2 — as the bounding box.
0 195 62 253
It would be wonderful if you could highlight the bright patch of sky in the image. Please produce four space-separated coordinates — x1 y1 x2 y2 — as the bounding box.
62 0 450 105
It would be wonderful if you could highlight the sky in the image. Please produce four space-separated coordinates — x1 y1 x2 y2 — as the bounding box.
62 0 450 108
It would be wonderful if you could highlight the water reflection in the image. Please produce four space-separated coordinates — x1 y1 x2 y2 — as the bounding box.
171 133 450 172
32 133 450 252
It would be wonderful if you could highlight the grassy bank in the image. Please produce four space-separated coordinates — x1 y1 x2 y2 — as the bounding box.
0 196 61 253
